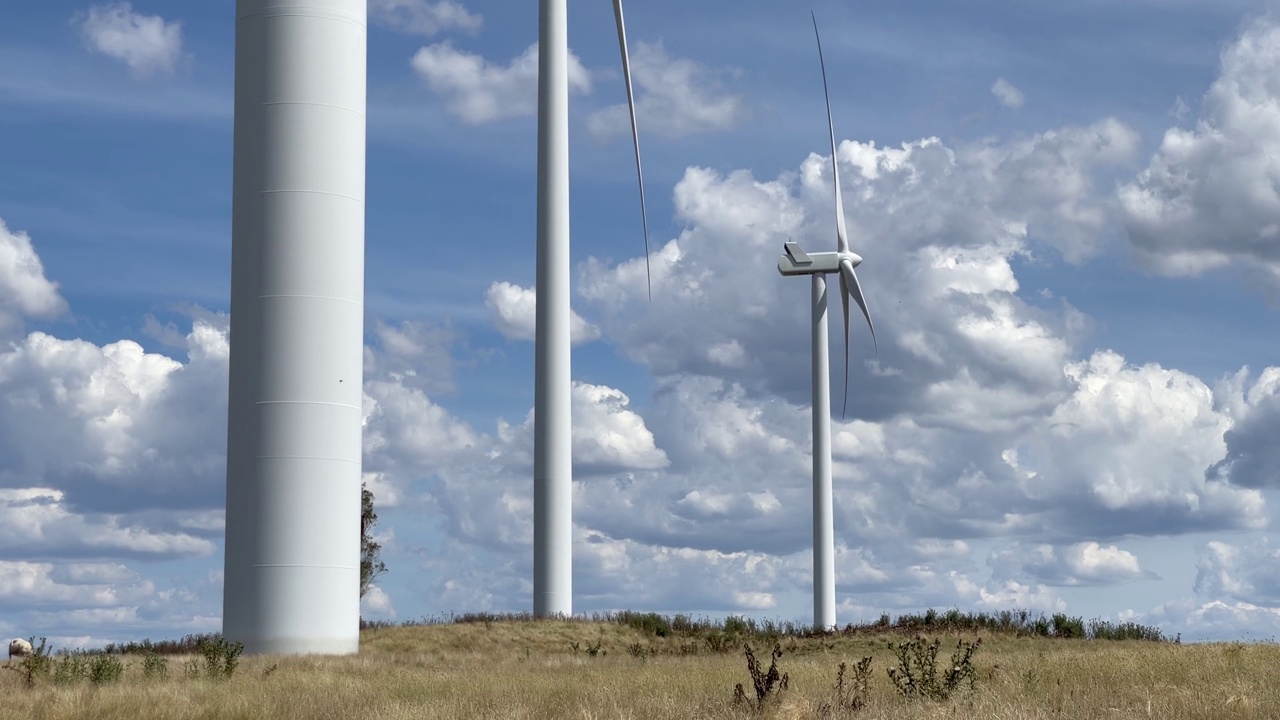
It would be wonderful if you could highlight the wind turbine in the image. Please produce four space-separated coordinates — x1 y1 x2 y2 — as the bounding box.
776 14 877 631
534 0 650 618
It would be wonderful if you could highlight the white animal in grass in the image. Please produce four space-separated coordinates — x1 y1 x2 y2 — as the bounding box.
8 638 33 661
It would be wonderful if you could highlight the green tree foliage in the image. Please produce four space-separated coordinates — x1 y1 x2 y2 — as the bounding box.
361 482 387 599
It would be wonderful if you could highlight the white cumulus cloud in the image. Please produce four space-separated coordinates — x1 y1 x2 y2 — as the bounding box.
0 219 66 341
484 281 600 345
368 0 482 36
0 489 213 561
586 40 749 140
1120 16 1280 295
412 42 590 124
1194 539 1280 605
1209 367 1280 488
360 585 397 619
75 2 183 78
989 541 1153 586
991 77 1025 109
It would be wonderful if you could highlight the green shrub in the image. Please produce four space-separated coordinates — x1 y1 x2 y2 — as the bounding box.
142 650 168 679
1031 615 1052 637
1051 613 1086 639
101 633 222 656
11 637 52 687
704 632 735 653
723 615 750 636
197 636 244 679
616 611 671 637
1087 618 1170 642
88 654 124 686
53 652 89 686
669 614 698 634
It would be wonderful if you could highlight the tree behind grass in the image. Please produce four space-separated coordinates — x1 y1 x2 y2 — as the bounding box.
361 482 387 599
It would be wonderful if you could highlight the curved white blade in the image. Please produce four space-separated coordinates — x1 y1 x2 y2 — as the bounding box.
839 257 877 418
839 268 851 419
840 258 877 351
812 13 849 255
614 0 652 300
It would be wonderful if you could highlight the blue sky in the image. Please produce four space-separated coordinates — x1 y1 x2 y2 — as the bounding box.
2 0 1280 649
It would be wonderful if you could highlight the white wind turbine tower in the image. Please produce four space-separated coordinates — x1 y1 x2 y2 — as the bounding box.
534 0 650 618
223 0 368 655
776 15 877 631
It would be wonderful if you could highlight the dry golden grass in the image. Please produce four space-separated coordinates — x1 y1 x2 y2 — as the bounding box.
3 620 1279 719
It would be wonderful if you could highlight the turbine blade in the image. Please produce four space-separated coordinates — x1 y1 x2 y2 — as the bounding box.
840 258 878 353
812 12 849 255
839 268 851 419
614 0 652 300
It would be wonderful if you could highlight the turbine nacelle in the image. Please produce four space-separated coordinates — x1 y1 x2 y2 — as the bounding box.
777 242 862 276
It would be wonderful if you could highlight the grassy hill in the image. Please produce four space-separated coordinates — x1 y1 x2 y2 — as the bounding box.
3 611 1276 719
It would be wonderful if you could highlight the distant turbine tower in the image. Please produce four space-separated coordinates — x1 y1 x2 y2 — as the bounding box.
534 0 650 618
776 14 877 631
223 0 367 654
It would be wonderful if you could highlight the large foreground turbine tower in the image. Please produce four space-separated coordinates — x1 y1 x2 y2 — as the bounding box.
534 0 648 617
223 0 367 655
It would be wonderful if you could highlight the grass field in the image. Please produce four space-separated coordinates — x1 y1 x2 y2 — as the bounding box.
4 613 1278 719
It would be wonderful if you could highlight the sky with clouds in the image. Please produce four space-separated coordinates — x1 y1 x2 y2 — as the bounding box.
1 0 1279 649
